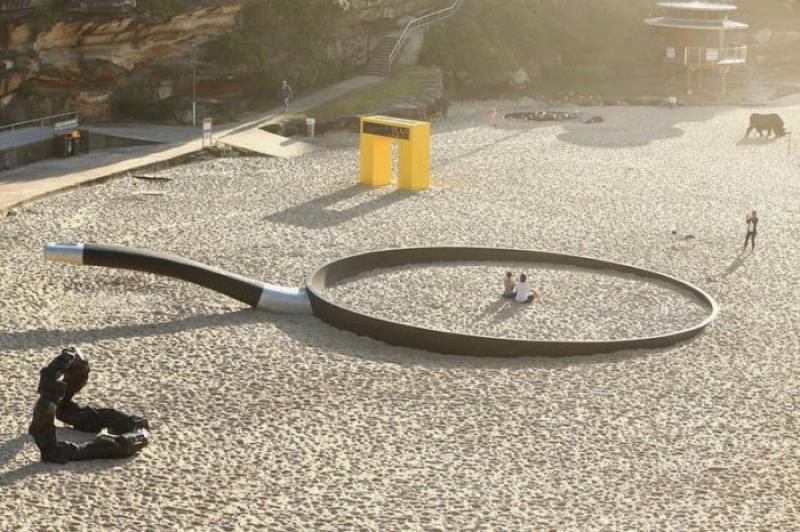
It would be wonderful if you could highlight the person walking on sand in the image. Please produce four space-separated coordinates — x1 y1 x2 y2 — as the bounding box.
280 80 294 113
502 271 516 299
744 210 759 251
514 274 540 304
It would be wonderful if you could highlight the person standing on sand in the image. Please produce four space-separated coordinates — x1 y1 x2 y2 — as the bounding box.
744 210 759 251
280 80 294 113
488 107 497 128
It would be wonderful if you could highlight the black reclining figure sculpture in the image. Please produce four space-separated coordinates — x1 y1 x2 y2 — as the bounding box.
29 347 149 463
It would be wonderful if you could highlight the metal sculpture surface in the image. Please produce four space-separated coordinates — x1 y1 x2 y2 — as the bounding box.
29 347 149 463
45 243 720 358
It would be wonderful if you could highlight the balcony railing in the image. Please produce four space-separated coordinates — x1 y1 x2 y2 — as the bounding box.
666 45 747 66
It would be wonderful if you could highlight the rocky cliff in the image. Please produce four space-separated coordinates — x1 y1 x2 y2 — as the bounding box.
0 0 437 123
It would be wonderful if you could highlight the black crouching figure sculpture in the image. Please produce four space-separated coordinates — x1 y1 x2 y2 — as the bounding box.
29 347 149 463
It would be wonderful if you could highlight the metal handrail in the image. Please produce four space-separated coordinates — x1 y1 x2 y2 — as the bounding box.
0 111 79 134
683 45 747 65
387 0 465 70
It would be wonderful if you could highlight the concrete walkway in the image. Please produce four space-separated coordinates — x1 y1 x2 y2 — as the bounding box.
221 130 314 158
0 75 382 214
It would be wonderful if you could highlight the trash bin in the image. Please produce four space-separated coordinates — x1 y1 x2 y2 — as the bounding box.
305 117 316 138
79 130 90 153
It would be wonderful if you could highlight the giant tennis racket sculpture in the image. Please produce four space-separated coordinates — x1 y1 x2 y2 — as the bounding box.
46 243 719 358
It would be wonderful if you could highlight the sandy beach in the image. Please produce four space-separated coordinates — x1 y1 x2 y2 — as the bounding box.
2 97 799 530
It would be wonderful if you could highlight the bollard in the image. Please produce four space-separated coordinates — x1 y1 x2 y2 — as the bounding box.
305 117 316 138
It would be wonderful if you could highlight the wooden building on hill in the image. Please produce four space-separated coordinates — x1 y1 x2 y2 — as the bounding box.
645 1 749 95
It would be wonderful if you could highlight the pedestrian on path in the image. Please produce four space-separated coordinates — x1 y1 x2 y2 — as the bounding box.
280 80 294 113
743 210 758 251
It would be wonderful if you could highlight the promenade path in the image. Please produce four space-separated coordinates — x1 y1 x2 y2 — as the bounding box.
0 75 381 214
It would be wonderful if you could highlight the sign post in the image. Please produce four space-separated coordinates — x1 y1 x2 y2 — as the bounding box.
53 117 80 136
202 117 213 148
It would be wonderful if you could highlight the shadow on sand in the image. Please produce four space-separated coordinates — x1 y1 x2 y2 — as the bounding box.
270 307 684 370
736 136 780 146
0 434 29 468
432 128 532 169
556 106 721 148
705 249 753 283
0 428 139 487
2 309 271 350
6 302 683 375
480 297 534 324
723 249 753 277
265 184 420 229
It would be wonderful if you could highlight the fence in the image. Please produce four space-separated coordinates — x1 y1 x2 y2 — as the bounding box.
683 45 747 66
0 111 79 135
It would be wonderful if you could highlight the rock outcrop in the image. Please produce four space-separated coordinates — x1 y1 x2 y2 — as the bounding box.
0 0 437 123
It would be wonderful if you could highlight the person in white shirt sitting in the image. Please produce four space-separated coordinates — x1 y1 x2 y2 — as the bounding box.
514 274 540 304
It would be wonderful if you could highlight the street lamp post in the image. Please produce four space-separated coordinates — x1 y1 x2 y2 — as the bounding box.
192 44 197 127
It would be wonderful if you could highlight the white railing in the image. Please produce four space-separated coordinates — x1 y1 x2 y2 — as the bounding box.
683 45 747 66
388 0 465 70
0 111 79 134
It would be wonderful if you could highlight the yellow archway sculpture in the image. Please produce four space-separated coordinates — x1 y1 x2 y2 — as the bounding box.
359 115 430 190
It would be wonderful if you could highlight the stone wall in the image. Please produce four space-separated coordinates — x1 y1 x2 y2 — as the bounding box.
0 136 52 170
84 130 157 150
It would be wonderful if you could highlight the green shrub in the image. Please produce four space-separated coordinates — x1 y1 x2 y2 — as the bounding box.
544 65 613 86
203 34 271 68
25 0 67 36
420 0 653 93
134 0 191 21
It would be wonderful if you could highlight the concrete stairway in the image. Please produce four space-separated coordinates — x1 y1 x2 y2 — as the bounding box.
365 0 466 77
365 36 398 77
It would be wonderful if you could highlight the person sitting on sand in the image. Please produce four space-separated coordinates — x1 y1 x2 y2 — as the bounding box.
514 274 540 304
502 271 516 298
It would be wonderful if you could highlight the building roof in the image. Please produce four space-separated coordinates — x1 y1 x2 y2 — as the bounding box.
656 1 738 11
645 16 749 30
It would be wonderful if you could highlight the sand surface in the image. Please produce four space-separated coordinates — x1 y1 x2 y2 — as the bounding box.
324 262 711 340
2 96 799 530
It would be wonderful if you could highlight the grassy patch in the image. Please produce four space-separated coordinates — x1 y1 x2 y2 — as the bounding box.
134 0 191 20
303 65 434 120
25 0 67 36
